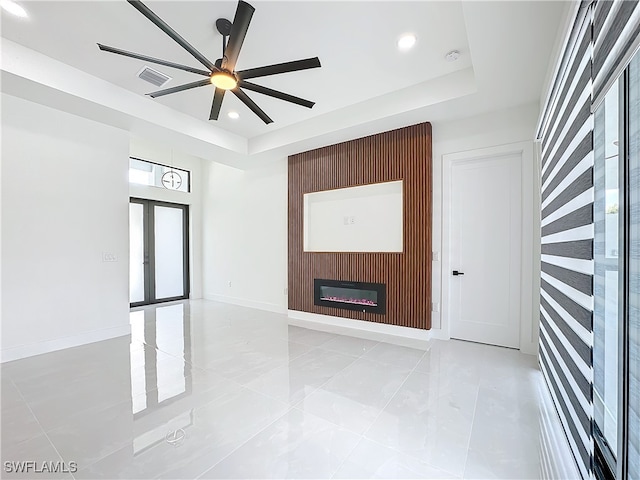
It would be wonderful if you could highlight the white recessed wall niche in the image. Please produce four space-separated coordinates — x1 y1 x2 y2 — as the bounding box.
303 180 403 253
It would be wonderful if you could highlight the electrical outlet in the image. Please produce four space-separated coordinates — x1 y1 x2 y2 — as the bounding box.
227 280 232 287
102 252 118 262
432 302 440 313
349 216 356 224
432 251 440 262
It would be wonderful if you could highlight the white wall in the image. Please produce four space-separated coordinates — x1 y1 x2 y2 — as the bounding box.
431 102 540 351
304 181 403 253
202 103 541 345
202 160 288 312
1 94 131 362
129 138 204 299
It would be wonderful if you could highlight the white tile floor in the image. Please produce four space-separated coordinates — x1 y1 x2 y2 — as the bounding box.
1 300 569 479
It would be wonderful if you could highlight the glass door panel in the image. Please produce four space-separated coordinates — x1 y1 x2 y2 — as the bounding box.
626 53 640 480
129 202 146 304
154 205 185 300
129 199 189 306
594 50 640 480
594 80 621 459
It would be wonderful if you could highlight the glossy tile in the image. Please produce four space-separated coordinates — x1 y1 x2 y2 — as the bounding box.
157 387 290 478
463 447 541 479
45 400 134 468
232 341 318 385
130 369 244 437
361 342 426 370
200 408 360 478
413 340 483 387
333 437 459 479
77 386 288 479
320 335 379 358
1 300 560 479
17 369 132 432
364 371 477 477
298 357 411 434
287 325 337 346
245 348 356 405
5 337 132 432
190 337 308 383
3 336 131 385
1 401 45 446
463 385 542 479
1 376 25 410
1 434 73 479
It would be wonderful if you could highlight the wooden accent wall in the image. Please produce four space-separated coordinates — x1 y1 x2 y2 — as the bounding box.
288 122 432 330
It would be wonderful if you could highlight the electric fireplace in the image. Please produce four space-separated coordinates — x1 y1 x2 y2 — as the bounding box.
314 279 386 314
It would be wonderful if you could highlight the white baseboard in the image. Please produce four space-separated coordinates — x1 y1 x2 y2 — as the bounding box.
288 310 448 349
1 324 132 363
205 293 287 314
519 338 539 356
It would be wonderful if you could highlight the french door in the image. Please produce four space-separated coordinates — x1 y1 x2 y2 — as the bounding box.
129 198 189 306
593 52 640 480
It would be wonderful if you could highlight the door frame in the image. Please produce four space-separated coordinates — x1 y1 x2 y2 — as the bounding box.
130 197 190 307
441 141 538 353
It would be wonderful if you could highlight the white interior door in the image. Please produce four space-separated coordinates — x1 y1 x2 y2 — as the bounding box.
449 153 522 348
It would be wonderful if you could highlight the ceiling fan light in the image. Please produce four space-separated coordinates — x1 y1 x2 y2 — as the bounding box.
210 71 238 90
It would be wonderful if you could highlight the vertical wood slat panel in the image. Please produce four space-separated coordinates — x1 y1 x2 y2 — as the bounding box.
287 123 432 330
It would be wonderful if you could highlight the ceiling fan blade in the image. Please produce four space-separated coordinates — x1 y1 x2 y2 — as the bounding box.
147 79 211 98
97 44 211 76
232 88 273 124
127 0 216 72
239 81 315 108
223 1 255 71
209 88 226 120
237 57 321 80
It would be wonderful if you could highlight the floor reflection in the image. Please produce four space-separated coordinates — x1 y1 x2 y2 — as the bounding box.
130 303 193 416
0 300 579 479
127 303 199 466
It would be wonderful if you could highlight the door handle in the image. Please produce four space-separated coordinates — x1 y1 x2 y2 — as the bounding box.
452 270 464 276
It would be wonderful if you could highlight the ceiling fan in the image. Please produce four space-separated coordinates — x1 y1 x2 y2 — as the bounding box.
98 0 321 124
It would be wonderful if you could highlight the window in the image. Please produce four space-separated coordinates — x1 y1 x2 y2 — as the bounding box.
594 77 621 476
129 157 190 193
625 52 640 480
593 51 640 480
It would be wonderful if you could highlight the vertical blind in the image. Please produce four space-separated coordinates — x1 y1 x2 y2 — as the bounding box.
538 3 594 478
593 0 640 108
539 1 640 478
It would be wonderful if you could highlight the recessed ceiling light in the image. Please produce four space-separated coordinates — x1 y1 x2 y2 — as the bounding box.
228 111 240 120
397 34 417 51
445 50 461 62
0 0 28 18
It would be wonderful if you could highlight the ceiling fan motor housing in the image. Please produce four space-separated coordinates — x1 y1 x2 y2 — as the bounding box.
216 18 232 36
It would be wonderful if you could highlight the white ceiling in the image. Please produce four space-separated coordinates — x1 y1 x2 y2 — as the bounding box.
0 1 568 164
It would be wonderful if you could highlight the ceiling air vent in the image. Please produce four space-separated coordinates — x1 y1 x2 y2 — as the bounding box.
137 66 171 87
